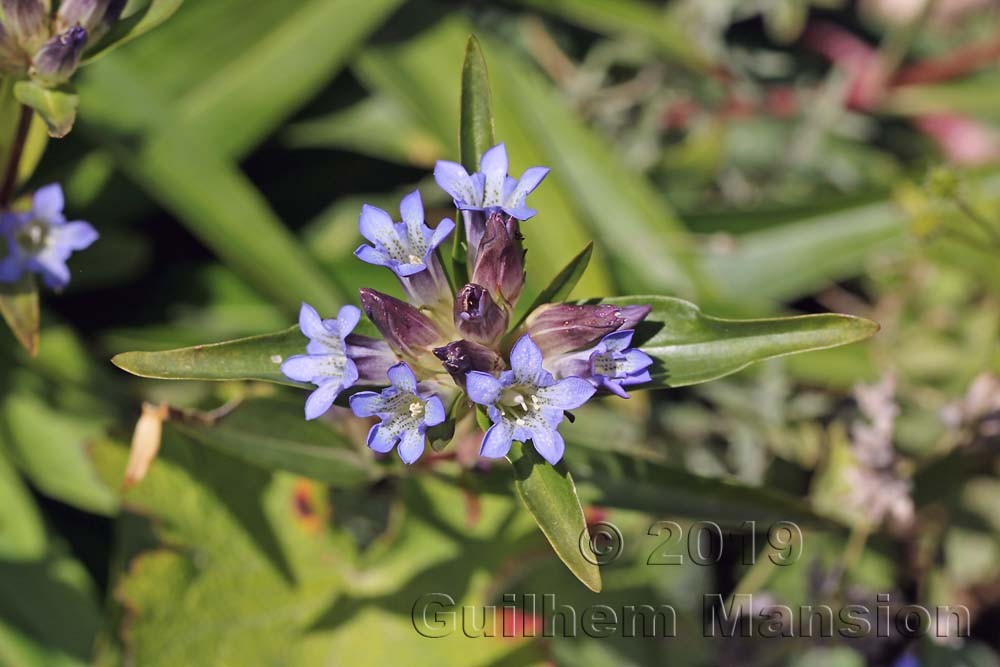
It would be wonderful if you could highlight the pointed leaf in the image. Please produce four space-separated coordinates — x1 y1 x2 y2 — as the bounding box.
111 326 306 385
508 440 602 592
459 35 495 174
172 398 377 487
13 81 78 139
84 0 185 62
512 241 592 330
0 273 39 356
605 295 879 388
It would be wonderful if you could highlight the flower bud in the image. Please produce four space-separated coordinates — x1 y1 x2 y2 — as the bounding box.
30 25 86 87
1 0 49 53
358 287 444 360
56 0 124 45
454 283 507 346
433 340 505 388
471 211 524 307
0 22 28 73
525 303 652 356
345 334 398 385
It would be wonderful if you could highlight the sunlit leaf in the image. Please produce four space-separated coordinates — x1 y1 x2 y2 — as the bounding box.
0 273 39 356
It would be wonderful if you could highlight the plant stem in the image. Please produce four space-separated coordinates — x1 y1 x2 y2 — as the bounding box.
0 105 33 208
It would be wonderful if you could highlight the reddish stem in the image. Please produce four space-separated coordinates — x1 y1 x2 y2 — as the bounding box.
0 105 33 207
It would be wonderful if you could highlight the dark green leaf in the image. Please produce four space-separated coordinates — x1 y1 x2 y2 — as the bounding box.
111 326 306 385
172 398 376 487
508 440 602 592
606 295 879 388
0 273 39 356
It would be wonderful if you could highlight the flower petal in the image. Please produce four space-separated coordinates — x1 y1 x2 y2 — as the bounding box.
399 189 424 227
31 252 70 290
427 217 455 252
529 427 565 465
622 348 653 373
386 362 418 393
281 354 325 383
397 428 426 464
600 329 635 353
348 390 385 418
423 395 446 427
298 302 327 340
32 183 64 221
354 244 393 268
479 143 508 207
336 304 361 336
0 256 22 282
434 160 476 205
504 166 549 209
367 424 396 453
466 371 503 406
358 204 397 246
52 221 98 250
304 380 342 420
509 335 544 384
480 420 514 458
538 377 597 411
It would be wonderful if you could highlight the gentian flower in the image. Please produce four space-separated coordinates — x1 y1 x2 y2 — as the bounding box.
466 335 596 465
586 330 653 398
29 24 86 86
349 362 446 464
434 143 549 220
1 0 48 53
281 303 361 420
55 0 126 44
434 143 548 264
471 211 525 308
454 283 507 345
355 190 454 307
0 183 98 290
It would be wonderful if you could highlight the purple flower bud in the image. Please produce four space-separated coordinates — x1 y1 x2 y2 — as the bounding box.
1 0 49 53
433 340 505 388
358 287 444 360
345 334 398 385
30 25 86 87
0 21 28 73
454 283 508 345
56 0 124 45
525 303 652 356
471 211 524 308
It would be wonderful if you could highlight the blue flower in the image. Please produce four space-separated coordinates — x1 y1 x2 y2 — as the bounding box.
587 330 653 398
281 302 361 420
354 190 455 278
0 183 99 290
433 143 549 221
349 362 446 464
466 335 595 465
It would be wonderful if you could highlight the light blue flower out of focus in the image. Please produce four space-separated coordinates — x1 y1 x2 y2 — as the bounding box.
0 183 98 290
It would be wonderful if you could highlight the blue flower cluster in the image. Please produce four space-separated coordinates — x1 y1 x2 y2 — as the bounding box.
282 144 652 465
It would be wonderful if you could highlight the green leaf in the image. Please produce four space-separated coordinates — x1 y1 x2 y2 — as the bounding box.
459 35 495 174
568 449 839 530
508 440 602 592
84 0 185 62
1 393 117 515
0 446 46 561
111 326 306 385
606 295 879 388
512 241 593 330
172 398 377 487
0 273 39 356
12 81 78 139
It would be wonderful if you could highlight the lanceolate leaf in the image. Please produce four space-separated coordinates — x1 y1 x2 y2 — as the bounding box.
459 35 495 174
605 295 879 388
512 241 593 330
112 327 306 385
172 399 377 487
508 440 602 593
0 273 40 356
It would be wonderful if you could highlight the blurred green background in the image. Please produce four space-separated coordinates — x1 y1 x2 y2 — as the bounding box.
1 0 1000 665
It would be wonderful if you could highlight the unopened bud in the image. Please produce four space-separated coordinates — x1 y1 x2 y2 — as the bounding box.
345 334 398 385
30 25 86 87
1 0 49 53
526 303 652 356
454 283 507 345
433 340 505 388
56 0 124 45
358 287 444 360
471 211 525 307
